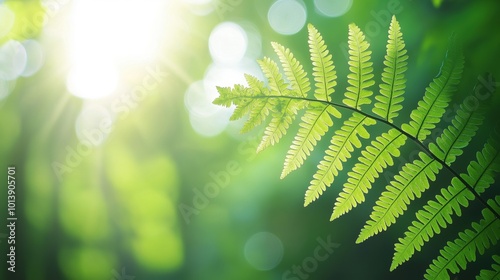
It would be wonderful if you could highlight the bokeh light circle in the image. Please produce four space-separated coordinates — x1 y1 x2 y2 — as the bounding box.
21 40 45 77
244 232 284 271
209 22 248 65
314 0 353 17
268 0 307 35
184 80 232 137
184 80 219 118
189 110 232 137
0 40 27 80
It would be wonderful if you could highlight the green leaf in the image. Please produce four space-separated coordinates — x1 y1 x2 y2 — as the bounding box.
305 112 376 206
357 152 443 243
429 101 485 165
331 129 407 220
212 21 497 279
424 196 500 280
343 23 374 110
257 98 307 152
475 255 500 280
373 16 408 123
308 24 337 102
258 57 291 97
272 42 310 97
281 103 341 178
402 42 464 141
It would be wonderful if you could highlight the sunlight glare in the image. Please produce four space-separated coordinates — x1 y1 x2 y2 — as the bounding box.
67 0 168 99
67 61 118 100
209 22 248 65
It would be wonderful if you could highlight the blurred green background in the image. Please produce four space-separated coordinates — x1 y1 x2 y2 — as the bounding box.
0 0 499 279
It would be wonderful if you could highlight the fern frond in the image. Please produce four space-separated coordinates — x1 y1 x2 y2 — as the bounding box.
373 16 408 122
213 21 497 279
305 112 376 206
272 42 310 97
357 152 443 243
308 24 336 102
476 255 500 280
331 129 407 220
281 103 341 178
424 196 500 280
257 98 308 152
343 24 374 110
401 42 464 141
429 102 485 165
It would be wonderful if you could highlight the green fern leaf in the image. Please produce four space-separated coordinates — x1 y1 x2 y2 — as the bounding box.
255 57 308 151
215 82 259 110
401 42 464 141
241 98 274 133
373 16 408 122
357 152 443 243
343 24 374 110
257 98 307 152
424 196 500 280
281 103 341 178
272 42 310 97
214 76 275 133
213 20 498 279
241 75 274 133
429 102 485 165
229 76 267 120
462 138 500 193
305 112 376 206
476 255 500 280
331 128 407 220
308 24 336 102
258 57 291 97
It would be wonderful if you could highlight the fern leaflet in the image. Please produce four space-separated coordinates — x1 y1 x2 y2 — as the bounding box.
373 15 408 122
331 129 407 220
271 42 310 98
401 41 464 141
281 103 341 178
429 102 485 165
343 24 374 109
257 98 307 152
308 24 336 102
357 152 443 243
305 112 375 206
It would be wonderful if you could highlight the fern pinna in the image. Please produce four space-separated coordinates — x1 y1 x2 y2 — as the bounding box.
214 16 500 280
